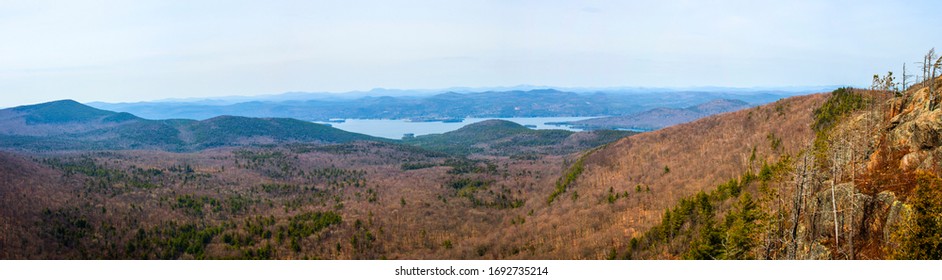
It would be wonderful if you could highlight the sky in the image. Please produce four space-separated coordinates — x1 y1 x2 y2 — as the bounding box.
1 0 941 107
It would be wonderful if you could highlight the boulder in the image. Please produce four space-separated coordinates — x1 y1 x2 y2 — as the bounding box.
910 114 942 150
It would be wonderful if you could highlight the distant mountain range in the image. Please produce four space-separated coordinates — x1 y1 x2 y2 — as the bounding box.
560 98 751 131
93 85 842 104
87 87 829 121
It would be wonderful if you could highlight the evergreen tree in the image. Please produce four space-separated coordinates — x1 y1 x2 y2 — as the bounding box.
723 192 758 259
894 173 942 259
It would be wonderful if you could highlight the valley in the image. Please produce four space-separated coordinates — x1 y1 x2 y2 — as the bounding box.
0 143 569 259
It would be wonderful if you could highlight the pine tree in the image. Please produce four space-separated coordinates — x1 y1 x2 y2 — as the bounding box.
723 192 759 259
684 218 723 260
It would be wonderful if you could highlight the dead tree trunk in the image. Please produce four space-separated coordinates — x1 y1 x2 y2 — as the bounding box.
925 49 937 110
829 138 840 257
831 180 839 255
932 57 941 110
789 154 811 259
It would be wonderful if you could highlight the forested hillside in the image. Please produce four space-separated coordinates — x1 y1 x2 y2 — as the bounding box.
564 74 942 259
404 120 635 156
477 92 828 259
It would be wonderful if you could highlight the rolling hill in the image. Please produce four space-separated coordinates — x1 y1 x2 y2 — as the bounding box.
404 119 635 156
0 100 143 136
0 100 385 151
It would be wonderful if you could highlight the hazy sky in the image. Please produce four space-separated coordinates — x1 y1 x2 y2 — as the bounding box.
1 0 940 107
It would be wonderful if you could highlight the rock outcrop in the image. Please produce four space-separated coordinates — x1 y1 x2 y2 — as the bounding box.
801 182 911 258
883 78 942 172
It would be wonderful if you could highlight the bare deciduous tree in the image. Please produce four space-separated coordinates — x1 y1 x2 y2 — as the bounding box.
923 48 935 83
901 63 913 92
789 152 812 259
932 56 941 110
923 48 938 110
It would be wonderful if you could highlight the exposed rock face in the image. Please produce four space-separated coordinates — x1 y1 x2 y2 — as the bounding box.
773 83 940 259
883 83 942 172
910 114 942 150
805 183 910 257
812 183 872 241
873 191 898 240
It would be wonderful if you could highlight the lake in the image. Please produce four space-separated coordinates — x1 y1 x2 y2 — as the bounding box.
315 117 597 139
